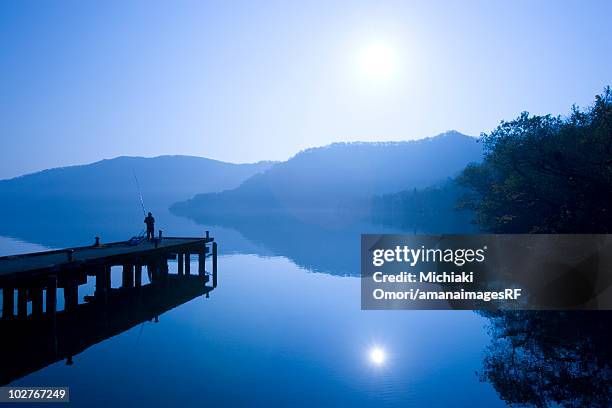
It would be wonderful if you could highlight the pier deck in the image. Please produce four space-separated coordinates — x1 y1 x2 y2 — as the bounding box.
0 236 215 281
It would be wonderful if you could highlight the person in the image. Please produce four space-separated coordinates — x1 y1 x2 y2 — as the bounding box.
144 212 155 240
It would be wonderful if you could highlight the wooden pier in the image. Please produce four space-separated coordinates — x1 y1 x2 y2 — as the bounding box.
0 234 218 320
0 234 219 384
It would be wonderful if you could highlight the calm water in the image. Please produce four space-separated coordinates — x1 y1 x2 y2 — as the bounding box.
0 210 601 407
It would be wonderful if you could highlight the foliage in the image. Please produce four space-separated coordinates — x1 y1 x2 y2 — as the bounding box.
458 88 612 233
370 181 476 233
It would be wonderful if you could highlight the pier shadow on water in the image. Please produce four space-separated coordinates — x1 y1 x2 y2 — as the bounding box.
0 251 216 386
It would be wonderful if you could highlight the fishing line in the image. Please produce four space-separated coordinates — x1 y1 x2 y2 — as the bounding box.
131 169 147 239
132 169 147 217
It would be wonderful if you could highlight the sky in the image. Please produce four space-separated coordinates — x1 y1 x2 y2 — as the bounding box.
0 0 611 179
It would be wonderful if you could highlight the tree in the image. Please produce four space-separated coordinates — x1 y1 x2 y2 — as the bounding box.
459 89 612 407
458 88 612 233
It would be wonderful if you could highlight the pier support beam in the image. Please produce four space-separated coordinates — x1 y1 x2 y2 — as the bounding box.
122 264 134 288
212 242 218 288
46 276 57 317
2 286 14 319
31 287 43 317
198 252 205 276
147 259 166 284
177 253 184 275
135 264 142 287
185 254 191 275
160 260 169 280
105 265 112 289
147 261 156 283
95 267 109 303
17 288 27 318
64 284 78 312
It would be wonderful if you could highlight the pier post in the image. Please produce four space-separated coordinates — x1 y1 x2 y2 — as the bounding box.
198 252 205 276
105 265 112 290
161 260 169 280
31 287 43 317
122 264 134 288
147 261 156 283
185 254 191 275
2 286 14 319
64 284 78 312
95 268 104 293
135 264 142 287
46 276 57 317
177 253 184 275
212 242 218 288
95 267 108 303
17 288 27 318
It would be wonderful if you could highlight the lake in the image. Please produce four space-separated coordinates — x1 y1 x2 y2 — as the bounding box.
0 209 607 407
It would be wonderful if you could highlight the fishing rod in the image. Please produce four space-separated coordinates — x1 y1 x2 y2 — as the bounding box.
132 168 147 217
129 168 148 242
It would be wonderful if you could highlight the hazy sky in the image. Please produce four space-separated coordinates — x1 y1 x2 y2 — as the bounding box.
1 0 611 179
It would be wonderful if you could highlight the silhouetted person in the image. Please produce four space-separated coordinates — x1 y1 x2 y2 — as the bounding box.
144 212 155 240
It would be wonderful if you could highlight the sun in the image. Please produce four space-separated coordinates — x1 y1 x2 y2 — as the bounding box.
356 41 398 83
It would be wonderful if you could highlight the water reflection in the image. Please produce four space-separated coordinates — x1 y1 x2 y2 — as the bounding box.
0 200 609 406
369 346 387 366
176 210 475 276
479 311 612 408
0 255 215 386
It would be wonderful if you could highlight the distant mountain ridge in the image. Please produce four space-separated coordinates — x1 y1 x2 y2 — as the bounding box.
0 155 275 245
0 155 275 206
171 131 483 217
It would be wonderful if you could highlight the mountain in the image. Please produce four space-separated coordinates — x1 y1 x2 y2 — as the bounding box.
171 131 483 218
371 180 478 233
0 155 274 207
0 156 274 246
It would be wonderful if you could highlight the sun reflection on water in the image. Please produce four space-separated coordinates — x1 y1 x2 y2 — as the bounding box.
369 346 387 366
